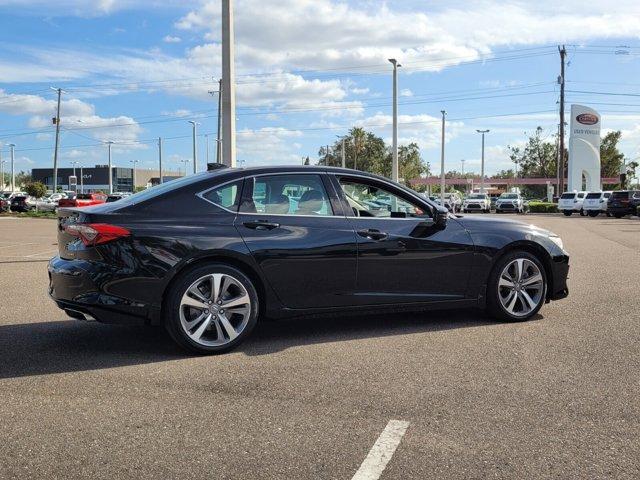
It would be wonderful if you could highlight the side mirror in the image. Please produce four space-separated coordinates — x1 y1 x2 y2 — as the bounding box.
434 206 448 227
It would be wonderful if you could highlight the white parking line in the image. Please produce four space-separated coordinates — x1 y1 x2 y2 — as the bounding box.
0 243 38 249
24 250 57 258
351 420 410 480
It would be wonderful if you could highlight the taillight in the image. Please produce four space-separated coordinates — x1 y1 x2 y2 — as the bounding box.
65 223 130 246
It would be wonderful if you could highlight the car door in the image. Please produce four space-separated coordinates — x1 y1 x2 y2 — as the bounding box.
236 172 358 309
330 174 474 305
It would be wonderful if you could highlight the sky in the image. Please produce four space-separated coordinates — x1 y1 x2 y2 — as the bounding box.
0 0 639 177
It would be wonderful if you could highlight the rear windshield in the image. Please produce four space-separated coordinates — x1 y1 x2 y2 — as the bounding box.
611 191 629 199
560 193 576 199
586 192 601 199
13 196 26 201
500 193 518 199
76 194 93 199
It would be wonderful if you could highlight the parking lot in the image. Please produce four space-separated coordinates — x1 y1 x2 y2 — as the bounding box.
0 214 639 479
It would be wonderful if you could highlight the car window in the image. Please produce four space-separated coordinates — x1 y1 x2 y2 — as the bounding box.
611 191 629 199
560 193 576 199
202 180 242 211
577 192 585 199
340 179 429 219
586 192 601 199
603 192 611 198
500 193 518 199
240 174 333 216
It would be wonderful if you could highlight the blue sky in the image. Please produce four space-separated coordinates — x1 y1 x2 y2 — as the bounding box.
0 0 639 177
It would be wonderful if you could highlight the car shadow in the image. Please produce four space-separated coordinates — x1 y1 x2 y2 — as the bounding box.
0 311 535 379
239 309 513 356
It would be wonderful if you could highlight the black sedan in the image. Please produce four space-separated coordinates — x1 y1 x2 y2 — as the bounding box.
49 166 569 354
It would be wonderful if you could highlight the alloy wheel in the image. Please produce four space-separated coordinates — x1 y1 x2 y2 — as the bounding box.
179 273 251 347
497 258 545 317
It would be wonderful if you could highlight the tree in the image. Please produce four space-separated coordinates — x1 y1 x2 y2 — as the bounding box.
600 131 625 184
15 171 32 188
494 169 516 179
24 181 46 199
318 129 429 185
303 156 310 166
508 127 560 197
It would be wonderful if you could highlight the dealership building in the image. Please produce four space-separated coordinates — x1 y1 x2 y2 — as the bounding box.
31 165 181 193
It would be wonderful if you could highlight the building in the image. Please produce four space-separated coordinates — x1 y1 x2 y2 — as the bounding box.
31 165 181 193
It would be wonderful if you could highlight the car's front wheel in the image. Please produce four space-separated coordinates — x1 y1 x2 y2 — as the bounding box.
563 211 572 216
486 251 547 322
164 263 259 354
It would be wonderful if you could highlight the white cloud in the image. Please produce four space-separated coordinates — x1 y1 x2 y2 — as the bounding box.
237 127 303 166
400 89 413 97
163 35 182 43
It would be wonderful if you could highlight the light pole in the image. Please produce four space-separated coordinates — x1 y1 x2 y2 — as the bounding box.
221 0 237 167
8 143 15 192
180 159 190 176
106 141 114 194
188 120 199 174
158 137 163 184
50 87 64 194
205 134 209 165
0 154 5 192
78 163 84 193
130 160 139 192
440 111 446 204
476 129 490 194
388 58 401 182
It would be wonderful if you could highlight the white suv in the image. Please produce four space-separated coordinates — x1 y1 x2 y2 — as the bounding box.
558 191 587 216
462 193 490 213
582 191 612 217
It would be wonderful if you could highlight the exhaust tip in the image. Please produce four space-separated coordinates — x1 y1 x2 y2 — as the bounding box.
64 308 96 322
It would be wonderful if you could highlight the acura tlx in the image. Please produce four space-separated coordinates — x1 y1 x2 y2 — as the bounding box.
49 165 569 354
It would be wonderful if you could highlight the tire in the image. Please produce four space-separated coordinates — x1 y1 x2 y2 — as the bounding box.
164 263 259 354
486 250 547 322
579 209 585 216
563 211 572 216
614 213 624 219
606 212 612 217
587 211 599 217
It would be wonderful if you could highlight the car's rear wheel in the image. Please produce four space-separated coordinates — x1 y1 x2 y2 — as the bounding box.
563 211 572 216
486 251 547 322
164 263 259 354
587 211 599 217
614 213 624 218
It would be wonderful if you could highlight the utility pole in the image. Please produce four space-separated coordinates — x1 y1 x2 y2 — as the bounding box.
341 138 346 168
440 110 446 204
106 141 114 194
188 120 199 174
205 134 209 164
558 45 567 194
50 87 64 193
221 0 236 167
389 58 401 182
9 143 15 192
217 79 223 163
79 163 84 193
326 144 330 166
477 129 490 194
0 149 4 191
158 137 163 184
130 160 139 192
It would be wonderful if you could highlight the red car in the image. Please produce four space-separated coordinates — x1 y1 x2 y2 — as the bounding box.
58 193 107 208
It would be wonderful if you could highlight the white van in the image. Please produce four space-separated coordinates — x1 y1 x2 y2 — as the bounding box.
558 191 587 216
582 191 612 217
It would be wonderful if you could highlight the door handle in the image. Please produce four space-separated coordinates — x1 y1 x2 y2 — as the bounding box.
243 220 280 231
357 229 388 241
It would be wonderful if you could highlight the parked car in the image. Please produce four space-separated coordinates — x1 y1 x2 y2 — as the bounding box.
10 195 34 212
558 191 587 216
0 198 9 212
49 166 569 354
58 192 107 208
582 191 612 217
488 193 500 211
606 190 640 218
462 193 490 213
495 192 525 213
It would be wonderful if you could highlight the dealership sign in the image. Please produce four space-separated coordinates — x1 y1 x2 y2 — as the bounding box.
568 105 601 192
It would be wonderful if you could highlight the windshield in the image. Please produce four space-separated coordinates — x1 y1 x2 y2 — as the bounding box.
467 194 487 199
586 192 602 199
499 193 518 199
560 193 576 199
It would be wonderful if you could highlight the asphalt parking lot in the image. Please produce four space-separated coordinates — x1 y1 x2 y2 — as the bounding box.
1 214 639 479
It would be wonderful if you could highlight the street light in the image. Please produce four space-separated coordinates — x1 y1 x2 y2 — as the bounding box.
388 58 401 182
105 141 114 194
476 129 490 194
188 120 200 174
8 143 15 192
130 159 139 193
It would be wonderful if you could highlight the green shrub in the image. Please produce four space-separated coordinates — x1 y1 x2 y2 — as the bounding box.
528 201 558 213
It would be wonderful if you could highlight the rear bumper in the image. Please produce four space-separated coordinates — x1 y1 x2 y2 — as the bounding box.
607 206 635 215
48 256 152 325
